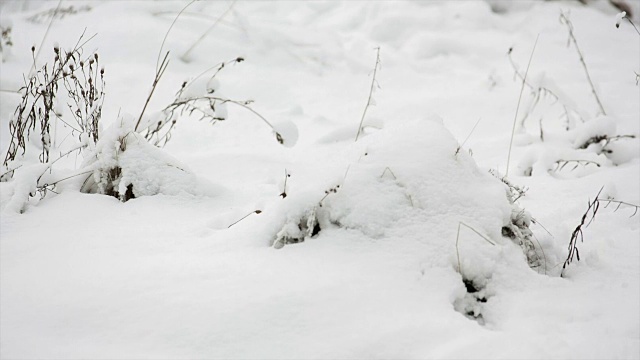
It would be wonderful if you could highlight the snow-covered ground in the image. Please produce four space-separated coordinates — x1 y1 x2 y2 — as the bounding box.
1 1 638 358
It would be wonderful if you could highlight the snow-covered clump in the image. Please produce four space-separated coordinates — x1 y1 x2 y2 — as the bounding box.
81 116 215 201
248 117 541 279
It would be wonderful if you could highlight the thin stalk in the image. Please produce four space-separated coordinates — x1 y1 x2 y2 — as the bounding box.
455 221 496 274
156 0 196 74
181 0 237 62
355 47 381 142
135 51 170 131
506 35 539 177
560 11 606 115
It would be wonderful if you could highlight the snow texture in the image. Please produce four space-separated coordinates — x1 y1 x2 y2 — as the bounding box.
0 0 638 359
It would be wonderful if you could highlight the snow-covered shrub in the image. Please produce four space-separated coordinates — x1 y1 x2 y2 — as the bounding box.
252 117 545 279
0 37 269 212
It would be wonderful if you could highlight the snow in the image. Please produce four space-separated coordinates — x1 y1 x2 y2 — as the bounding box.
1 0 639 359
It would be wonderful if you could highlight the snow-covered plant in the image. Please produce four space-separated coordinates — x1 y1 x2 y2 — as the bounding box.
140 56 289 147
273 208 320 249
489 169 527 203
488 170 543 271
79 115 202 202
502 209 544 271
572 116 637 164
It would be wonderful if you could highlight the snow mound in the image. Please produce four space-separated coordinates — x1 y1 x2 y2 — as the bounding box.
81 119 219 200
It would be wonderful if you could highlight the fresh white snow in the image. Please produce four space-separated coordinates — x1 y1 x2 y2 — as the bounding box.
0 1 638 359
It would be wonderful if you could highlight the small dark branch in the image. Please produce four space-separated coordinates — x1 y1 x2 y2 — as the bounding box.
355 47 381 142
319 185 340 207
0 164 22 181
562 187 639 275
599 198 640 217
553 159 601 172
135 51 170 132
227 210 262 228
578 134 636 150
559 11 607 116
562 186 603 276
539 117 544 142
280 169 290 198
